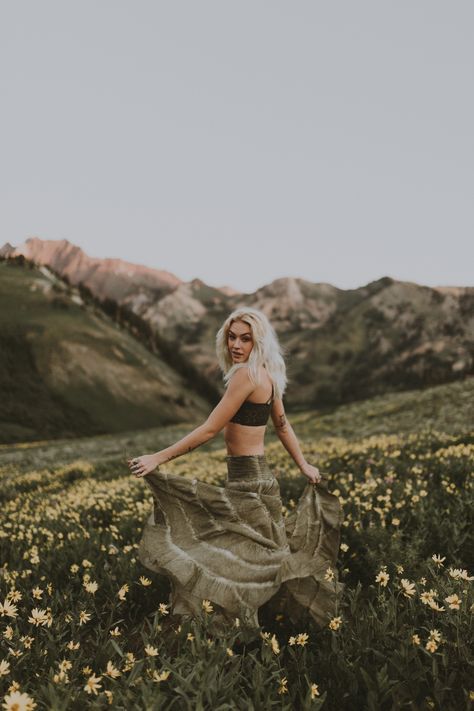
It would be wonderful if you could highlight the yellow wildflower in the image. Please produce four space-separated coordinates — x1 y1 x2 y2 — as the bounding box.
270 634 280 655
444 594 461 610
6 591 22 603
277 677 288 695
431 554 446 567
3 626 14 641
158 603 169 615
83 581 98 595
202 599 214 613
104 690 113 705
117 584 129 601
105 661 121 678
329 616 342 631
449 568 474 581
79 611 91 625
296 633 309 647
427 599 445 612
0 600 18 619
52 671 69 685
400 579 416 598
420 589 437 605
145 645 159 657
84 674 102 695
375 570 390 587
2 690 37 710
412 634 421 645
122 652 136 672
6 681 20 693
310 683 320 699
0 659 11 676
28 608 49 627
139 576 152 586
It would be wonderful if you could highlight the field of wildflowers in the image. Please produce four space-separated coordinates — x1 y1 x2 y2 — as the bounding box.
0 378 473 710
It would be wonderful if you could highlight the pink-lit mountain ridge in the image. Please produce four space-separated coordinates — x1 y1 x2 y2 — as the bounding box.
1 237 472 442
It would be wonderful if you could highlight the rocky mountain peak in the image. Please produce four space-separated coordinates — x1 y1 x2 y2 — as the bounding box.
0 242 15 257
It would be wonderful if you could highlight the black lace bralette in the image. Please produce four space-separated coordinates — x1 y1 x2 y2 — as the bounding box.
229 383 274 426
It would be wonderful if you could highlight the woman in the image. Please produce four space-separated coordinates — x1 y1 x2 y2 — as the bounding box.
128 307 343 636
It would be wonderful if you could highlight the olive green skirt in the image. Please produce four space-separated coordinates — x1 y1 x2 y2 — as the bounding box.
138 454 344 635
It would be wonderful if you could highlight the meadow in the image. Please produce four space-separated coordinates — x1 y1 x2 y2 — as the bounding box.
0 378 473 710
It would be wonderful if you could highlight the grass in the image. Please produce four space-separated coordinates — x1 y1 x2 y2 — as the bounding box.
0 378 473 709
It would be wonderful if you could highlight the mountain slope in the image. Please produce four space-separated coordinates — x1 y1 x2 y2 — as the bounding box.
4 237 473 412
0 260 210 443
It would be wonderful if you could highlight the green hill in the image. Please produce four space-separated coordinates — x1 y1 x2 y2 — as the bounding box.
1 373 472 474
0 260 210 443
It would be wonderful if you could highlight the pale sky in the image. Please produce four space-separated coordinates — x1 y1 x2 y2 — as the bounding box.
1 1 473 293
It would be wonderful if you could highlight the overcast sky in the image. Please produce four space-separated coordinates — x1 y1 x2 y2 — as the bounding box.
1 1 473 293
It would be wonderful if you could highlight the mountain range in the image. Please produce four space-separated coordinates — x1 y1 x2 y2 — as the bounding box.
1 237 472 442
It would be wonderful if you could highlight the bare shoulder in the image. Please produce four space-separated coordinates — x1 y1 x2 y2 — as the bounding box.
228 365 254 391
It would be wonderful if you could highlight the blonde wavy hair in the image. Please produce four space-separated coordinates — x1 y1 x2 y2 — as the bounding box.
215 307 288 400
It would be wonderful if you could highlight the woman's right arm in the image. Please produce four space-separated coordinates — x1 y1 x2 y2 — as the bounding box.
271 399 321 484
153 367 256 466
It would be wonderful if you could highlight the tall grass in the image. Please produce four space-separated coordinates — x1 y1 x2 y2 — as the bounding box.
0 383 473 709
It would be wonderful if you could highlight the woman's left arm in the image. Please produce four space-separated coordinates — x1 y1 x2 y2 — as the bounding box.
128 367 255 478
271 399 322 484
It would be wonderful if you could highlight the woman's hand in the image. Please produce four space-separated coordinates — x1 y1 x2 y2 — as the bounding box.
127 453 160 478
300 462 322 485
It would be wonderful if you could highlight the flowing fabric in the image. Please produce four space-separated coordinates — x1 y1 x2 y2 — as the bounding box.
138 454 344 637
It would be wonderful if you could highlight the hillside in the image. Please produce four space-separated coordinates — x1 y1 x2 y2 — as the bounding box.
1 374 472 474
2 237 473 426
0 260 210 443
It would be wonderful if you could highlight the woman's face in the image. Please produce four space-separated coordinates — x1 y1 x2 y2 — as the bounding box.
227 319 254 363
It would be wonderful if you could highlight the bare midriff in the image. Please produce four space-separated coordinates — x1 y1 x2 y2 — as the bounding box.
224 422 267 456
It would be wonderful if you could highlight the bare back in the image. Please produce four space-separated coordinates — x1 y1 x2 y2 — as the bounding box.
224 366 275 455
